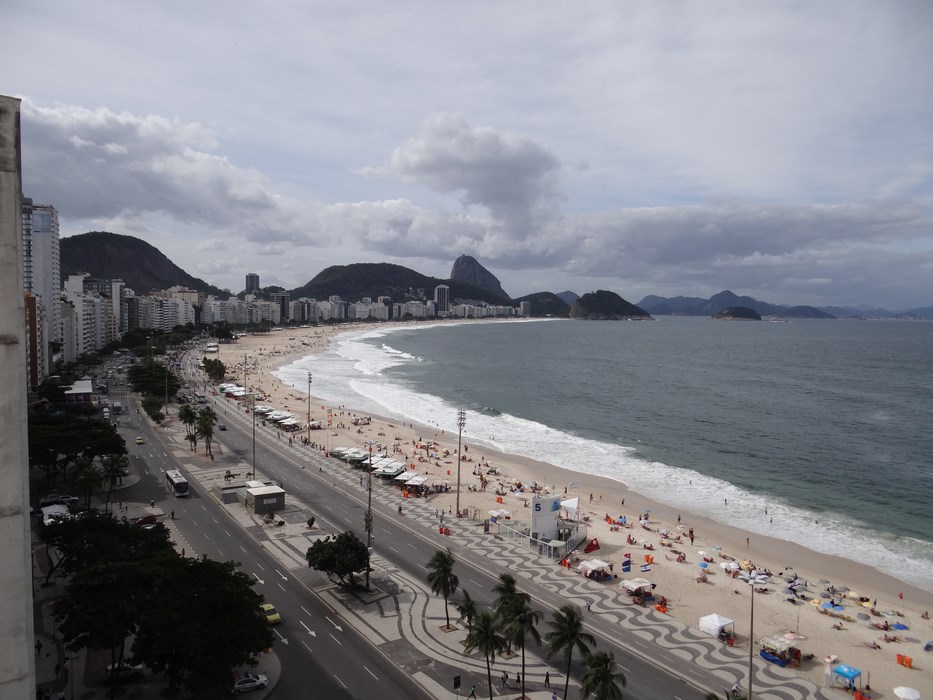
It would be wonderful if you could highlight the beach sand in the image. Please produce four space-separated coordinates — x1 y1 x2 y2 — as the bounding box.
214 324 933 695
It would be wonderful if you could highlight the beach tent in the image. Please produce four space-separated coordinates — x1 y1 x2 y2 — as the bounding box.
561 497 579 518
620 577 654 594
577 559 610 574
699 613 735 637
831 664 861 690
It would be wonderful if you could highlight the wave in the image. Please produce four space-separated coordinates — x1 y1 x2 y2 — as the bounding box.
274 325 933 593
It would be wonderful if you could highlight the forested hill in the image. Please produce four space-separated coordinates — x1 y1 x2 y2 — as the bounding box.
61 232 229 297
288 263 513 306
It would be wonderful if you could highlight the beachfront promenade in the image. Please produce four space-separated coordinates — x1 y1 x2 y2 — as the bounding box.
192 392 834 700
32 387 840 699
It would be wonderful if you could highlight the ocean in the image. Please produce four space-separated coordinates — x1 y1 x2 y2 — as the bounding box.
274 317 933 593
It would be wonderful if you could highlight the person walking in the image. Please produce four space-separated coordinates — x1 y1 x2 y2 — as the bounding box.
467 685 477 699
544 670 550 688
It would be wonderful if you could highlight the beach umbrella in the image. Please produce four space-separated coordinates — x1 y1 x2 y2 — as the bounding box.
697 551 707 557
891 623 909 631
698 562 709 569
821 602 835 609
837 586 851 593
857 613 870 621
819 578 831 584
784 632 797 640
893 688 920 700
820 592 831 599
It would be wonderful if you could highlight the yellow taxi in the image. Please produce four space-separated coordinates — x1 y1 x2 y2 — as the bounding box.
259 603 282 625
135 436 145 445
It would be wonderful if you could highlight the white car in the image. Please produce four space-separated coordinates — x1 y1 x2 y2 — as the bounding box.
103 662 143 681
230 673 268 695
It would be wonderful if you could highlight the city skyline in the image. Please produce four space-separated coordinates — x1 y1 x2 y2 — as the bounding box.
3 1 932 309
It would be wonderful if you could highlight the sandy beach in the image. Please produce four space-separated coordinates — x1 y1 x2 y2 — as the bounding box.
214 323 933 696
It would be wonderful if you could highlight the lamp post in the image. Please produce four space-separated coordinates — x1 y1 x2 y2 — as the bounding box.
307 372 313 445
248 393 257 478
744 569 769 699
455 409 466 517
364 439 376 591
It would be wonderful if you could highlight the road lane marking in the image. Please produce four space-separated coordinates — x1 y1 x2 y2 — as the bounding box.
300 621 317 637
329 634 342 646
240 546 247 553
253 573 265 584
224 529 232 537
277 582 286 592
333 674 346 688
301 640 313 653
364 666 378 680
389 546 399 553
256 562 266 570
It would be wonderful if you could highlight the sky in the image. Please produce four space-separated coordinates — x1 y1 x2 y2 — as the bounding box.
3 1 932 310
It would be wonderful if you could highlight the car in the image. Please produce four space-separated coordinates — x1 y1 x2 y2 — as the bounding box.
135 436 145 444
218 423 227 431
230 673 268 695
259 603 282 625
56 495 79 505
132 514 158 527
103 662 144 681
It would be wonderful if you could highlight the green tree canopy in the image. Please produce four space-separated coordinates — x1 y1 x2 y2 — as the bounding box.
547 604 595 700
306 531 368 586
580 650 627 700
426 548 459 629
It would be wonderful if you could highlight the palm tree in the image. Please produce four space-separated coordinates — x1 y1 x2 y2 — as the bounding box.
493 573 529 654
196 406 217 458
72 457 103 509
426 548 459 629
462 610 504 700
580 650 626 700
546 604 595 700
178 403 197 443
455 589 478 633
506 599 541 698
100 453 128 512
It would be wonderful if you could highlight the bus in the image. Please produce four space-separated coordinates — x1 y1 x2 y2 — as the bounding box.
194 392 206 404
166 470 189 497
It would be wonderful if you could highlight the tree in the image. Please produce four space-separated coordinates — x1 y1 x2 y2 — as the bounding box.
132 556 274 693
178 403 197 443
40 510 173 585
54 554 169 700
306 531 368 586
462 610 504 700
202 357 226 383
455 589 478 633
506 598 541 698
73 456 103 509
546 604 595 700
492 573 529 654
426 548 459 629
100 453 128 512
196 405 218 458
580 650 626 700
141 395 164 422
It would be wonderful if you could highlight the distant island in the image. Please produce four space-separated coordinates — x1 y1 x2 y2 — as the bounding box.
570 290 652 320
712 306 761 321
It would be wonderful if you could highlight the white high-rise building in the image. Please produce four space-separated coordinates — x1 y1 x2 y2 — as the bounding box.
434 284 450 317
21 199 61 347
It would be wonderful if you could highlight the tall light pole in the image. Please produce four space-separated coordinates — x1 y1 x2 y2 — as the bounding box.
744 569 769 700
307 372 313 445
455 408 466 517
248 393 257 478
364 439 377 591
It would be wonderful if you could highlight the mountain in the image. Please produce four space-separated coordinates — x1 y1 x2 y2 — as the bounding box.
555 290 579 305
639 290 834 319
449 255 508 297
288 262 513 307
513 292 571 317
61 232 229 297
569 290 652 320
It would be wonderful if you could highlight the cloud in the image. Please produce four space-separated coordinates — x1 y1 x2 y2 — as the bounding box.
362 113 562 238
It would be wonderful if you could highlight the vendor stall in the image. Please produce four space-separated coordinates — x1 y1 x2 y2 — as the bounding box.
620 577 654 595
831 664 862 692
577 559 612 581
758 634 804 667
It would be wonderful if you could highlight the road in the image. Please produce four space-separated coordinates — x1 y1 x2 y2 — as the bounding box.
109 358 723 699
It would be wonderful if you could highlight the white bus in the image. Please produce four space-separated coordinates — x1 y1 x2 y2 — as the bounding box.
166 470 189 497
194 392 206 403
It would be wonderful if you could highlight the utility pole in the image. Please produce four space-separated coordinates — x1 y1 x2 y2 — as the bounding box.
456 408 466 517
364 439 376 591
307 372 312 445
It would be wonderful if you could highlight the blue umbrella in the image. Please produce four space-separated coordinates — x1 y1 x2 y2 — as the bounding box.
891 622 908 631
698 562 709 569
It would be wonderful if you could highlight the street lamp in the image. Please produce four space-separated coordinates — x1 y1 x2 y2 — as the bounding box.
455 409 466 517
742 568 769 699
248 393 257 478
363 439 377 591
307 372 313 445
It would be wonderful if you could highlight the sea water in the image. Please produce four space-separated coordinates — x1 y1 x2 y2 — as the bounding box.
275 317 933 593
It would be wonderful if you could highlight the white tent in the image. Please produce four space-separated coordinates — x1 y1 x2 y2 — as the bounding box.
561 496 580 517
620 577 654 594
699 613 735 637
576 559 610 574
